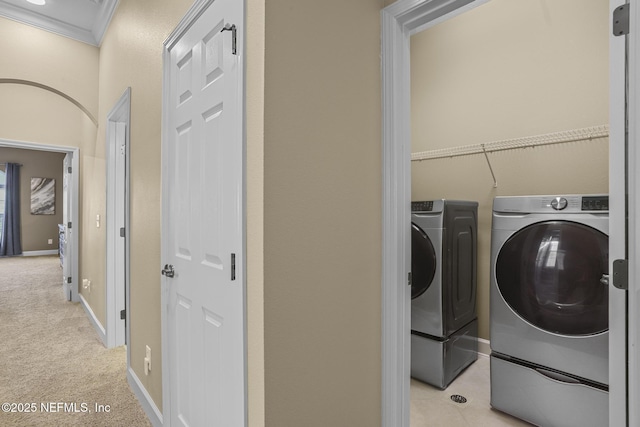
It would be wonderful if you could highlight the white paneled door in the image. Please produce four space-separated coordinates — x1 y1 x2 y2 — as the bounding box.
162 0 245 425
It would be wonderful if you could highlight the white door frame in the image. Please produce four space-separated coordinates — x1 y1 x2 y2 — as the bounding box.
106 87 131 349
62 153 72 298
160 0 247 424
609 0 628 424
380 2 489 424
381 1 637 426
0 138 79 302
624 1 640 424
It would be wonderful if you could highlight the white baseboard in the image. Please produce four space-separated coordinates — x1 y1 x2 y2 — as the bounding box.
79 293 107 346
128 367 163 427
80 293 162 425
478 337 490 358
22 249 59 256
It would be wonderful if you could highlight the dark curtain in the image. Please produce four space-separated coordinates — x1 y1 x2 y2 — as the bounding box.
1 163 22 256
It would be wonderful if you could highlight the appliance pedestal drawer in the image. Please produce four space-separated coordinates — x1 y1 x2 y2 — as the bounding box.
490 354 608 427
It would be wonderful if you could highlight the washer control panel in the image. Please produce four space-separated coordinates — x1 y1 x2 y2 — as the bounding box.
494 195 608 213
581 196 609 211
544 196 609 211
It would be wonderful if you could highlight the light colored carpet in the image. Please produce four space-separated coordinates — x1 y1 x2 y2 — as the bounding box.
0 255 151 427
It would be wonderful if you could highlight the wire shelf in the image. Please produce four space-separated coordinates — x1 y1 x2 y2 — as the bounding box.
411 124 609 162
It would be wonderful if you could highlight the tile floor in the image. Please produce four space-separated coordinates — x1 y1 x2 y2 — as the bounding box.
411 355 533 426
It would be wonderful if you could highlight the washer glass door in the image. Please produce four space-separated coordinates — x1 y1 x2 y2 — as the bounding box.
496 220 608 335
411 223 437 299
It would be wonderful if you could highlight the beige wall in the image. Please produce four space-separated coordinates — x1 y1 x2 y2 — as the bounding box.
0 17 98 117
2 1 386 424
0 0 616 423
0 16 100 321
0 148 65 252
97 2 384 423
98 0 383 422
98 0 268 420
97 0 192 411
410 0 609 340
262 1 382 425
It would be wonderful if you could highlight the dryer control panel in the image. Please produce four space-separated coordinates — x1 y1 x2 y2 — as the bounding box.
412 201 434 212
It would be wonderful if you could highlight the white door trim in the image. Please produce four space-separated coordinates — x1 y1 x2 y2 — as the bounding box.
609 1 627 425
625 1 640 425
380 2 489 424
161 1 247 424
0 138 79 302
105 87 131 349
381 1 632 426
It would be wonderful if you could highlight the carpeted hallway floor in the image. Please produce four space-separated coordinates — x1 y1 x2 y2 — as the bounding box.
0 255 151 426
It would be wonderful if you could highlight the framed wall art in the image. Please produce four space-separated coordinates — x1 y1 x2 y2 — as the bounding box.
31 177 55 215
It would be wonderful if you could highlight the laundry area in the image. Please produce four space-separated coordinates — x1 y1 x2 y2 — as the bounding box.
408 0 609 425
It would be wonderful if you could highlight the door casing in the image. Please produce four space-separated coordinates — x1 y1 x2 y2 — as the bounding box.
622 0 640 424
62 153 73 300
106 87 131 349
609 0 627 424
381 2 490 424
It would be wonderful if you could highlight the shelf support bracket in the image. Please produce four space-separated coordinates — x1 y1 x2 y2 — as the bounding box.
481 144 498 188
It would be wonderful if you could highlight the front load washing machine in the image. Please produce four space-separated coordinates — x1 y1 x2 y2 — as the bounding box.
490 195 609 426
411 200 478 389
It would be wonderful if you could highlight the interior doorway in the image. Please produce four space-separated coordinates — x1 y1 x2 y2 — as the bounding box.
0 138 79 302
381 0 632 426
106 88 131 350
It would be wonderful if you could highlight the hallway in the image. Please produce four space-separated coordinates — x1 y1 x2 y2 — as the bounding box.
0 256 150 426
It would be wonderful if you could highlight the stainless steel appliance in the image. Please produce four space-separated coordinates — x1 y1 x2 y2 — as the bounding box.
411 200 478 389
490 195 609 426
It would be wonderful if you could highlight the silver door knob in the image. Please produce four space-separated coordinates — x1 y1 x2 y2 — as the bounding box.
162 264 175 278
600 274 609 286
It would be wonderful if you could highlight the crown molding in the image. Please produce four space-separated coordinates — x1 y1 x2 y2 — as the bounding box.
0 0 118 46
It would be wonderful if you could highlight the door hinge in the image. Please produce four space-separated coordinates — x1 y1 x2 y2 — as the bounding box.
613 4 630 37
231 253 236 281
67 222 72 229
67 277 72 284
613 259 628 290
221 23 237 55
120 309 126 320
120 227 125 238
67 166 72 174
408 272 412 287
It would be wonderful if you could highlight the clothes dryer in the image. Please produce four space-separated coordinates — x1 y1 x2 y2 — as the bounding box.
490 195 609 426
411 200 478 389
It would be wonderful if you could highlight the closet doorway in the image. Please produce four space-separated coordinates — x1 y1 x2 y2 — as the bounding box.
381 0 633 426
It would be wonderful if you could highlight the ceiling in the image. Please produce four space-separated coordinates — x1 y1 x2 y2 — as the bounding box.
0 0 118 46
